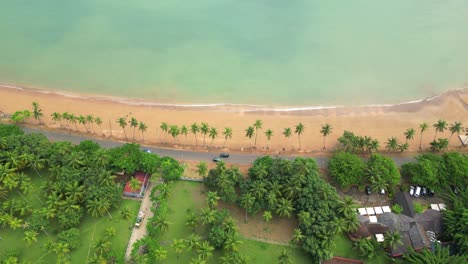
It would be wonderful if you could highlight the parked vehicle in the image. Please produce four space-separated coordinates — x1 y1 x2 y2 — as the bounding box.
142 148 152 153
379 188 386 195
212 157 222 162
414 186 421 197
409 186 415 196
428 188 435 197
450 185 459 195
365 186 371 195
135 211 145 227
421 187 427 196
220 153 230 158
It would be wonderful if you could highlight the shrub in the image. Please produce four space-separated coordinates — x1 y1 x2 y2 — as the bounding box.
413 202 425 214
57 228 81 250
328 152 366 189
392 204 403 214
0 123 24 137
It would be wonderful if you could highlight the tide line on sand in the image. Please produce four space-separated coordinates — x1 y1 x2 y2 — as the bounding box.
0 83 463 113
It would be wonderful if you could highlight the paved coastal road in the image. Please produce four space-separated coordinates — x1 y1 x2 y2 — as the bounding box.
21 126 415 167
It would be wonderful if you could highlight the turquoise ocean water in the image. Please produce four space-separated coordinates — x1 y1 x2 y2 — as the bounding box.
0 0 467 106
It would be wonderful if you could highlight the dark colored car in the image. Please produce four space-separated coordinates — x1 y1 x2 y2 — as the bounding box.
212 157 222 162
365 186 371 195
450 185 459 195
428 188 435 197
421 187 427 196
220 153 230 158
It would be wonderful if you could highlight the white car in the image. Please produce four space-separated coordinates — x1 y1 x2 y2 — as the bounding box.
409 186 415 196
414 186 421 197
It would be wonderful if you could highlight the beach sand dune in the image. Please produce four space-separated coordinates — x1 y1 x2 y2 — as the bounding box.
0 86 467 154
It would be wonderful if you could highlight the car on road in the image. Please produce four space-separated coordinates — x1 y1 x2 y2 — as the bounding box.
142 148 152 154
365 186 371 195
212 157 222 162
409 186 415 196
135 211 145 228
220 153 230 158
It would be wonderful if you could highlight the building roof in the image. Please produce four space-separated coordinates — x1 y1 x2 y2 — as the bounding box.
123 172 149 195
395 191 416 218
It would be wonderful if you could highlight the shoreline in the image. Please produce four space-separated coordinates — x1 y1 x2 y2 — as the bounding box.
1 83 465 112
0 85 467 154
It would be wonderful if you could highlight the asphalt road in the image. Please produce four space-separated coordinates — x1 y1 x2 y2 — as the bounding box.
21 126 415 167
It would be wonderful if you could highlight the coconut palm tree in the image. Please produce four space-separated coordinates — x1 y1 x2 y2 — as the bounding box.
154 216 170 234
62 112 70 128
222 127 232 148
69 114 78 131
32 102 43 124
129 177 142 192
181 125 189 144
224 233 242 253
104 227 116 238
120 207 131 220
295 123 305 149
384 231 403 251
117 117 128 140
276 198 294 218
283 127 292 147
338 196 358 217
23 230 38 245
160 122 169 142
206 191 220 209
154 247 168 262
185 233 201 252
51 112 62 126
419 122 429 150
386 137 399 152
138 122 148 141
200 207 216 225
404 128 415 144
94 238 111 257
433 119 447 140
94 117 103 134
185 211 198 231
292 228 305 244
278 248 292 264
191 123 200 146
208 127 218 146
263 210 272 223
169 125 180 143
197 241 214 261
200 123 209 146
253 119 263 148
245 126 254 148
240 193 255 223
86 115 94 133
399 142 409 152
265 129 273 149
449 121 463 143
320 123 333 150
344 214 360 232
78 115 87 131
130 117 138 141
196 162 208 191
172 239 185 259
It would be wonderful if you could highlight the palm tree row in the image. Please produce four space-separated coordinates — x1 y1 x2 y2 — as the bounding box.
160 122 233 148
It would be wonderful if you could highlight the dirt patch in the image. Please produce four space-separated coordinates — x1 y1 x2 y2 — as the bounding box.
218 202 297 244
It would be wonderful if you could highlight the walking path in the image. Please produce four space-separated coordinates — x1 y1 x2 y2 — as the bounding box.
124 181 159 260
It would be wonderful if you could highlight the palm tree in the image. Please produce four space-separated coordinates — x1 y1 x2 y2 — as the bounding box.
51 112 62 126
94 238 111 257
32 101 43 124
224 233 242 253
172 239 185 259
130 117 138 141
69 114 78 131
278 248 292 264
208 127 218 146
206 191 220 209
222 127 232 148
404 128 415 143
384 231 403 251
154 216 170 234
265 129 273 149
62 112 70 128
433 119 447 140
104 227 116 238
200 123 209 146
292 228 305 244
200 207 216 225
252 119 263 148
129 177 142 192
338 196 358 217
449 121 463 143
154 247 168 262
117 117 128 140
185 211 198 231
86 115 94 133
78 115 87 131
344 214 360 232
386 137 399 152
120 207 131 220
419 122 429 150
245 126 255 148
320 123 333 150
240 193 255 223
160 122 169 142
196 162 208 191
94 117 103 134
263 210 272 223
23 230 38 245
369 139 380 153
181 125 189 144
185 233 201 252
276 198 294 218
399 142 409 152
295 123 305 149
283 127 292 147
138 122 148 141
197 241 214 261
169 125 180 143
191 123 200 146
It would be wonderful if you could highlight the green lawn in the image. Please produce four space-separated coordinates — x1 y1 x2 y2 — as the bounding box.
159 181 312 263
0 171 141 263
332 232 391 264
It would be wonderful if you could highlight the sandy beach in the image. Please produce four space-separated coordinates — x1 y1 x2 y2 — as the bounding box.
0 85 467 155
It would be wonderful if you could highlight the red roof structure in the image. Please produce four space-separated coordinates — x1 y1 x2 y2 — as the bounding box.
123 172 149 198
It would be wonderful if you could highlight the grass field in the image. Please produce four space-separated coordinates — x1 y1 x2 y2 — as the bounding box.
159 181 312 263
0 171 141 263
333 232 390 264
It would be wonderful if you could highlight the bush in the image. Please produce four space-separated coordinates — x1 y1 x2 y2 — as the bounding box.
413 202 425 214
392 204 403 214
0 123 24 137
329 152 366 189
57 228 81 250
